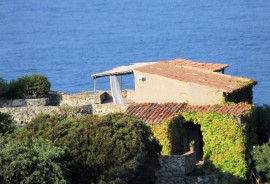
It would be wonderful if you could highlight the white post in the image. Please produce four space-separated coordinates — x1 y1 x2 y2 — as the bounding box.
94 77 96 104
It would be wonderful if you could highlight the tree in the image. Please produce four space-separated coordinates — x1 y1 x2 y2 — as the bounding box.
256 105 270 144
251 140 270 181
13 113 161 183
6 74 51 99
0 112 16 135
0 77 8 98
0 137 68 184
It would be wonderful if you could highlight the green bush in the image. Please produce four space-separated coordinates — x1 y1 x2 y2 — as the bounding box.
13 113 160 184
6 74 51 99
0 137 68 184
6 78 25 99
0 112 16 135
256 105 270 144
0 77 8 98
251 140 270 181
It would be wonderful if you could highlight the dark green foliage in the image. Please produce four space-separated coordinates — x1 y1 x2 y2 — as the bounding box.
0 137 68 184
0 77 8 98
225 86 253 104
256 105 270 144
13 113 160 184
10 74 51 99
251 140 270 181
2 74 51 99
0 112 16 135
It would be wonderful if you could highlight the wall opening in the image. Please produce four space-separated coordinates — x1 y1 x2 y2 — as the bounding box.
183 122 203 161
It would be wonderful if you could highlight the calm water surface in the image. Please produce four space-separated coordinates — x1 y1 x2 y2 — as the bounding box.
0 0 269 104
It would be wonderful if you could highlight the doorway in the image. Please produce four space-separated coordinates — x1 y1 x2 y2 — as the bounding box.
183 122 203 160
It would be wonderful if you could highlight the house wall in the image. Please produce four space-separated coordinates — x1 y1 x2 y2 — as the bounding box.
134 71 224 105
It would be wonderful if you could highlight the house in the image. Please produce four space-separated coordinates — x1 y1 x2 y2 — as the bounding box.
91 58 257 180
133 59 256 105
92 58 256 105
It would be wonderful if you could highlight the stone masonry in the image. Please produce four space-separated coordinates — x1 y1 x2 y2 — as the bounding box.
0 91 133 125
156 152 218 184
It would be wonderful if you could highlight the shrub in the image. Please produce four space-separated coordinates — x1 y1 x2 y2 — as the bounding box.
0 137 68 184
0 112 16 135
13 113 160 184
6 78 25 99
256 105 270 144
251 140 270 181
6 74 51 99
0 77 8 98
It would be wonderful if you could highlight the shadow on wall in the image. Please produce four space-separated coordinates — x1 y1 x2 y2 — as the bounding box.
197 154 245 184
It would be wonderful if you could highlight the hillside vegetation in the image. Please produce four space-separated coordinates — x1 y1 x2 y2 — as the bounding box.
2 113 160 184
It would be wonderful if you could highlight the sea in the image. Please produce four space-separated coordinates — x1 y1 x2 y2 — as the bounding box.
0 0 269 105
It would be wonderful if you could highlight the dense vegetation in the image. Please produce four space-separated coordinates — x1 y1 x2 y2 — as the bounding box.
256 105 270 144
251 140 270 182
0 74 51 99
0 112 16 135
11 113 160 184
0 137 68 184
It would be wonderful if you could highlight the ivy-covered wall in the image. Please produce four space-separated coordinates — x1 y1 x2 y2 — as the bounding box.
150 106 256 180
150 116 184 155
182 111 247 179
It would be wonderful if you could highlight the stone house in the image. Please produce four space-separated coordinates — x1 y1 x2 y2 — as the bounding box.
92 58 257 180
133 59 256 105
92 58 256 105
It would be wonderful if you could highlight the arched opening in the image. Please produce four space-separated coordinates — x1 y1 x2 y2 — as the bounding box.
183 122 204 161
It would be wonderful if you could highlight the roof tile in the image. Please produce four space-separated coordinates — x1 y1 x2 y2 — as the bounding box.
135 61 256 93
169 59 229 72
126 102 252 124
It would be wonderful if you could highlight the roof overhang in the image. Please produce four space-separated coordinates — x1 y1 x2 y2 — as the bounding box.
91 62 157 78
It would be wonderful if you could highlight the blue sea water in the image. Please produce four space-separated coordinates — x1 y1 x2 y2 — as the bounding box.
0 0 269 105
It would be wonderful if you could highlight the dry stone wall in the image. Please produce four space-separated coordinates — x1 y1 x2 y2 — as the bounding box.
92 104 130 116
0 106 60 125
0 105 92 125
155 152 218 184
0 91 133 125
156 152 196 180
0 98 50 107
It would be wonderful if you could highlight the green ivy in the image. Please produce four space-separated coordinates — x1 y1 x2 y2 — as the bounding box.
150 105 256 180
150 116 184 155
181 111 248 179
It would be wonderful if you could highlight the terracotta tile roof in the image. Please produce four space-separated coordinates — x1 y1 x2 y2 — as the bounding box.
126 102 253 124
134 61 257 93
126 102 185 124
169 58 229 72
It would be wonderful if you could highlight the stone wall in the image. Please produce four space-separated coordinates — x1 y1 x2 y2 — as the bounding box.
0 91 133 125
0 105 92 125
49 90 134 105
156 152 196 179
161 175 218 184
0 98 50 107
155 152 218 184
92 104 130 116
60 94 94 106
0 106 60 125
